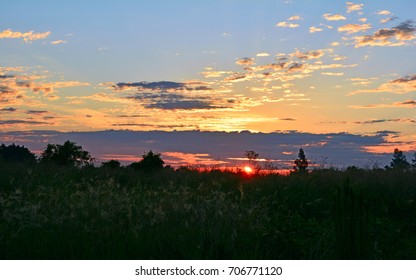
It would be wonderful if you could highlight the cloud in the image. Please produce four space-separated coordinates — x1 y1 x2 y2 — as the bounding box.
0 29 51 43
377 10 391 16
125 89 228 110
288 15 302 21
346 2 364 13
379 17 398 24
50 40 66 45
349 74 416 95
309 26 323 33
0 119 49 125
256 52 270 57
236 57 255 66
276 21 299 28
25 110 48 115
351 99 416 109
323 13 346 21
113 80 212 93
321 72 344 76
338 23 372 34
354 20 416 47
0 107 17 112
291 49 324 60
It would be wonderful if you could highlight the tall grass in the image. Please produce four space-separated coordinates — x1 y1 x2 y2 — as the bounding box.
1 161 415 259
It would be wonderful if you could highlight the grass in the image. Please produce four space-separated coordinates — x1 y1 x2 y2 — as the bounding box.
1 161 416 259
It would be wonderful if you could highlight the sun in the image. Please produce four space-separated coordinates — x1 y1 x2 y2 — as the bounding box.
243 166 253 174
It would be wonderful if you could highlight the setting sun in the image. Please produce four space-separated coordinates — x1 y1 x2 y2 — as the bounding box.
243 166 253 174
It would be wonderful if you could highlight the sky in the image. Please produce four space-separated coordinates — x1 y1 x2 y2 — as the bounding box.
1 0 415 168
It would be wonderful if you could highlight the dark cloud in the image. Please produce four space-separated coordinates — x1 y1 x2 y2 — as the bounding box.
0 85 15 94
25 110 48 115
288 63 304 71
0 74 15 79
116 81 185 91
280 118 298 121
0 119 48 125
401 100 416 105
114 81 212 92
391 74 416 84
0 107 17 112
127 92 225 110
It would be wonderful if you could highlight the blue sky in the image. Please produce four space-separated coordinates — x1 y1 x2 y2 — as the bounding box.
1 0 415 167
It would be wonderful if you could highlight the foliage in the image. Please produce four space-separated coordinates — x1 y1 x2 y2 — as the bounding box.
40 140 93 166
294 148 308 172
0 143 36 162
1 160 416 260
244 150 259 170
100 160 121 169
389 148 410 169
130 150 164 172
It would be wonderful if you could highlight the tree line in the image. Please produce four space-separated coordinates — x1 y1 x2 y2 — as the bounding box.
1 141 416 172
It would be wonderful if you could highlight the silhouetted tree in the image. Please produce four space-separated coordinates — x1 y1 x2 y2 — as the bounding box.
100 159 121 169
412 153 416 168
40 140 93 166
132 150 164 172
294 148 308 172
389 148 410 169
244 150 259 170
0 143 36 162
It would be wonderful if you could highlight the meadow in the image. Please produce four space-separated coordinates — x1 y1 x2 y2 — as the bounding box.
1 161 416 259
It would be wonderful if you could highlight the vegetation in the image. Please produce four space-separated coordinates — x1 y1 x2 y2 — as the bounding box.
40 140 93 166
389 148 410 170
0 143 416 259
294 148 308 172
0 143 36 162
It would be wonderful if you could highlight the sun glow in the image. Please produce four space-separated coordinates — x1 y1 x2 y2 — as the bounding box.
243 166 253 174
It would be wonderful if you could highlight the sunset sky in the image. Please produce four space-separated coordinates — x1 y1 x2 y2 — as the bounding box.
1 0 415 167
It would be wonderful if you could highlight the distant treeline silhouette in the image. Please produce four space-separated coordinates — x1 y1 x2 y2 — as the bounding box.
1 141 416 171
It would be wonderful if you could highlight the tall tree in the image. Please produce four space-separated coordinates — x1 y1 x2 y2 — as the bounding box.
294 148 308 172
389 148 410 169
40 140 93 166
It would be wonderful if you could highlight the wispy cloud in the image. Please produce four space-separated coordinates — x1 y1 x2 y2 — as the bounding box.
0 29 50 43
50 40 66 45
351 99 416 109
349 74 416 95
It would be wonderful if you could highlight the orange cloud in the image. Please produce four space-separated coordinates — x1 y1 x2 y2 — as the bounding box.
349 74 416 95
276 21 299 28
346 2 364 13
338 23 372 34
323 13 346 21
50 40 66 45
0 29 50 43
309 26 323 33
354 21 416 47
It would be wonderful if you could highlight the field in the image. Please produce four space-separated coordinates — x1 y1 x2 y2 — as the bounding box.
1 162 416 259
